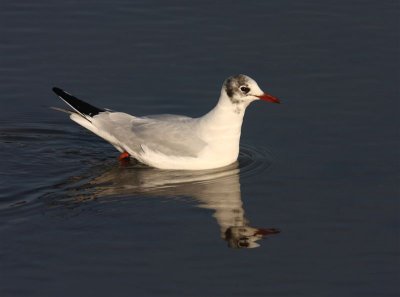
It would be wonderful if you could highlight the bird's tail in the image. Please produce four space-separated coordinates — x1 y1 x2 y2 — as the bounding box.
51 87 124 152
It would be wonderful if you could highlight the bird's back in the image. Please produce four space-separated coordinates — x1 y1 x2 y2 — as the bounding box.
92 112 207 158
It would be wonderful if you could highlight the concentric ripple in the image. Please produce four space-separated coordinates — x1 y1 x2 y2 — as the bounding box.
238 144 274 178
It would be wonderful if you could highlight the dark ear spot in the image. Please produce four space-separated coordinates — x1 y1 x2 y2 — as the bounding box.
225 78 234 97
224 74 249 99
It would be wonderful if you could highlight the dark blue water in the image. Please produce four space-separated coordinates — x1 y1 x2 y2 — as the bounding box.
0 0 398 296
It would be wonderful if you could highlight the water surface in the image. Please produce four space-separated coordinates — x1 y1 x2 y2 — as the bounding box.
0 0 398 296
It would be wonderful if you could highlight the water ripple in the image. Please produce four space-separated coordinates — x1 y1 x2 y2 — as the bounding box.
0 123 274 219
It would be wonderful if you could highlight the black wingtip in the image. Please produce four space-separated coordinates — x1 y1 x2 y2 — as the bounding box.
52 87 65 96
52 87 105 117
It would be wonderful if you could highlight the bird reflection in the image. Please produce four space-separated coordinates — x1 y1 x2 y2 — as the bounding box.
59 160 279 248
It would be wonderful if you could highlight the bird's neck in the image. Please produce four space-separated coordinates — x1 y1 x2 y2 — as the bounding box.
198 92 247 145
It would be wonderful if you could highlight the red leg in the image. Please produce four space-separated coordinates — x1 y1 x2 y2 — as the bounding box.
118 151 130 161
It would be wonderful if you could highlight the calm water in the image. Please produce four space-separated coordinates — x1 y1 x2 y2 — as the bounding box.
0 0 399 296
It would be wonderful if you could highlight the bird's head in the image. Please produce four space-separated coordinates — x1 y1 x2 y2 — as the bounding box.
222 74 280 110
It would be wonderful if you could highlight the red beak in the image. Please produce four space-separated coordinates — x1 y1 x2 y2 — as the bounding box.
253 228 281 236
256 93 280 104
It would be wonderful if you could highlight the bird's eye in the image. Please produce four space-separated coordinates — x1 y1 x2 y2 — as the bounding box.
240 86 250 94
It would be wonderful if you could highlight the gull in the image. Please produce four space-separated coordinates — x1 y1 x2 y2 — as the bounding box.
53 74 280 170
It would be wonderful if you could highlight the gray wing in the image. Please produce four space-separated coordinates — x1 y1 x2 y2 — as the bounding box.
93 112 206 157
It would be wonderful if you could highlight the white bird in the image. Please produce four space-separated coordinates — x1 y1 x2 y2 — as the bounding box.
53 74 280 170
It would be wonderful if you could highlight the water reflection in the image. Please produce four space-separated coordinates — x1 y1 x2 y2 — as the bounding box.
51 159 280 248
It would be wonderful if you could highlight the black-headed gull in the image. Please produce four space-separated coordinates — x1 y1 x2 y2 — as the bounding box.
53 74 280 170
